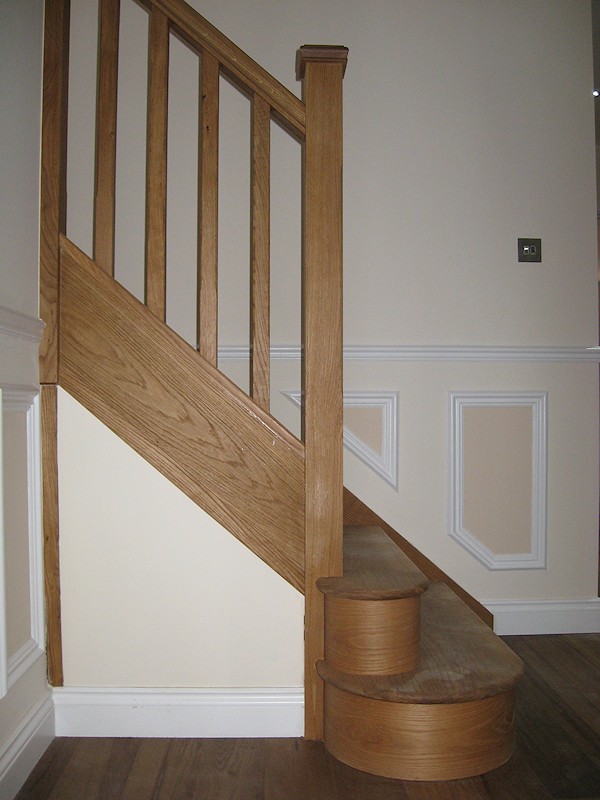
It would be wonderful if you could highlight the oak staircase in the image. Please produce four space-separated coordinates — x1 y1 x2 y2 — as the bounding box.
319 526 523 780
39 0 523 782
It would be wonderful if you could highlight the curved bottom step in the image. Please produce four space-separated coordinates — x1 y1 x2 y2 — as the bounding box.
324 683 517 781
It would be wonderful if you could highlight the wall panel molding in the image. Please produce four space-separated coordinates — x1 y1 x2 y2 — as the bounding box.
0 387 45 694
218 344 600 362
449 391 548 570
284 390 398 487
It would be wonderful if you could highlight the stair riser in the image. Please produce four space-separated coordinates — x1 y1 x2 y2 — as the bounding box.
323 684 516 781
324 595 420 675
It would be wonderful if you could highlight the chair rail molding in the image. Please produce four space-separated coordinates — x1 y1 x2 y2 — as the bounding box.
218 344 600 363
448 391 548 571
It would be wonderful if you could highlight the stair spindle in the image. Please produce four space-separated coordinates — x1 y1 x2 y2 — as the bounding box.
250 94 271 411
197 51 219 365
145 7 169 321
94 0 120 276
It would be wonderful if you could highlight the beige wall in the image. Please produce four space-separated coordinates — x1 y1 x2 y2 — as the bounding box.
59 0 599 689
463 406 533 556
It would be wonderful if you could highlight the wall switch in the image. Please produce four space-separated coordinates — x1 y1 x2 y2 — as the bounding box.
518 238 542 262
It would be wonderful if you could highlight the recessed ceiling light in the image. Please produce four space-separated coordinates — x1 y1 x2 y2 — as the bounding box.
594 90 599 97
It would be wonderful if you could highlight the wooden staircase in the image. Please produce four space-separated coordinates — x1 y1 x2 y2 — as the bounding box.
38 0 523 781
318 526 524 780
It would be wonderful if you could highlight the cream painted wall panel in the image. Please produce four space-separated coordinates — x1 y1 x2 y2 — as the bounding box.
344 406 383 455
343 359 598 602
463 406 533 555
58 389 303 688
0 658 48 753
0 336 39 392
3 413 32 656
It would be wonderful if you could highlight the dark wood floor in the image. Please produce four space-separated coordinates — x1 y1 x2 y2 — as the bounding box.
16 634 600 800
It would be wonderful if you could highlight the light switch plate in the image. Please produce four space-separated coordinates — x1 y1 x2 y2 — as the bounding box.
518 238 542 263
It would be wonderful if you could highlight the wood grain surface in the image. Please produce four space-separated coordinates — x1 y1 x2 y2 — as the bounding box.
145 7 169 321
197 51 219 365
318 583 523 704
93 0 120 276
300 48 347 740
151 0 305 137
58 236 305 591
318 526 428 599
343 487 493 626
323 684 516 781
250 94 271 412
324 594 420 675
39 0 70 383
41 385 63 685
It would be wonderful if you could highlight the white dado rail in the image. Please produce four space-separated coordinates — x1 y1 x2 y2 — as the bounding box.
218 344 600 362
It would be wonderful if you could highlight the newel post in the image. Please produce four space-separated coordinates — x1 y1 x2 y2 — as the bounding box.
297 44 348 741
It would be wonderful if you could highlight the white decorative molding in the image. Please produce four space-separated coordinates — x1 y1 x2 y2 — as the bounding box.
283 390 398 487
0 388 45 692
218 344 600 362
484 598 600 635
0 692 54 800
449 391 547 570
0 306 45 343
0 388 6 698
53 687 304 738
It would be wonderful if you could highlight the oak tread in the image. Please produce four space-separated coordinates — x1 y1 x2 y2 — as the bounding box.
318 583 524 704
317 526 429 600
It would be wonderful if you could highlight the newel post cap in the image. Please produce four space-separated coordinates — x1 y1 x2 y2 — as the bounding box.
296 45 349 80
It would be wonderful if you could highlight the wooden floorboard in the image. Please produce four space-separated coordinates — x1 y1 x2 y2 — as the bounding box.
15 634 600 800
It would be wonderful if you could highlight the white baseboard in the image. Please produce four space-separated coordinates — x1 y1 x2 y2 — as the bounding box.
53 687 304 738
0 693 54 800
484 597 600 635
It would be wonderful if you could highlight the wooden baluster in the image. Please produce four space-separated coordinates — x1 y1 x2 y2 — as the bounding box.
297 44 348 741
145 7 169 320
94 0 120 276
40 0 70 384
197 51 219 366
250 95 271 411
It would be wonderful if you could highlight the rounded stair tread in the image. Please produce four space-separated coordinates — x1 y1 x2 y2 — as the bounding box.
317 526 429 599
318 582 524 704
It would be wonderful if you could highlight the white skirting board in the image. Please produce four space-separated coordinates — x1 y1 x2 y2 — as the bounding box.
0 693 54 800
53 687 304 738
485 598 600 635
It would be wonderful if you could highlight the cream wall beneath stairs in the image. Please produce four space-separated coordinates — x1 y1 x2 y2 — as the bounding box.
57 389 304 688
